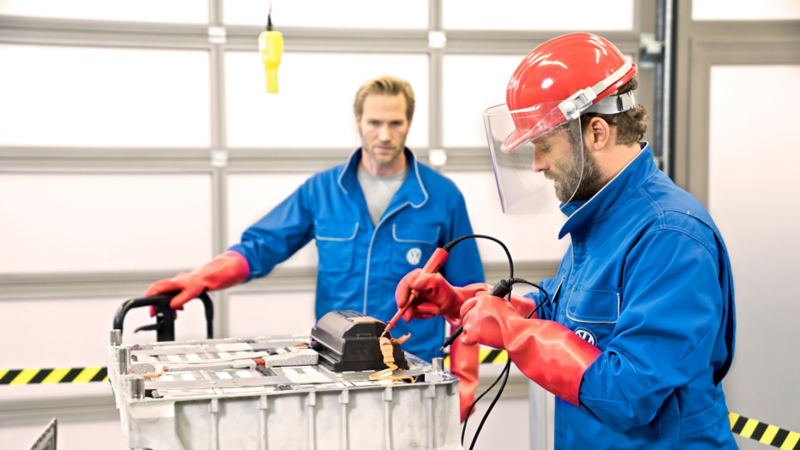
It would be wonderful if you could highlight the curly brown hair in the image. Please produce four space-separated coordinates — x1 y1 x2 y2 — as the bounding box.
581 77 648 146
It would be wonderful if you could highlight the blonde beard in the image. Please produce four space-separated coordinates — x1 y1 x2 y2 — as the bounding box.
362 141 406 167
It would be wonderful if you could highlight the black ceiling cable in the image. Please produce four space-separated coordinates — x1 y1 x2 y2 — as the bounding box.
439 235 549 449
266 0 273 31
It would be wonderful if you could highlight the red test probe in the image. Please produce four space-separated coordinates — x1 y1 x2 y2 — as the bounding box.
381 247 450 337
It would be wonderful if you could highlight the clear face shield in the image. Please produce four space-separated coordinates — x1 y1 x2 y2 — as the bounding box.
483 102 585 214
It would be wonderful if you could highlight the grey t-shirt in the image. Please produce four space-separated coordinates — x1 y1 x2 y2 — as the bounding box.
357 164 409 226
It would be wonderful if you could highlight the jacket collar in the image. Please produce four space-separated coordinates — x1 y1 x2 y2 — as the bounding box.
559 143 655 239
338 147 429 208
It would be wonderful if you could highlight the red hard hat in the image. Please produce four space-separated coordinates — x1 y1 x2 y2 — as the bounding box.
503 33 637 153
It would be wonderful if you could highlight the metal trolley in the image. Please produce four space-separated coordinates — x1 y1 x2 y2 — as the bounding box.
110 299 462 450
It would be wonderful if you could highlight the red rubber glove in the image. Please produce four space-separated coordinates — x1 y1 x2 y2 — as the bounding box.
145 251 250 317
450 335 480 422
503 292 539 318
460 295 602 406
395 269 490 326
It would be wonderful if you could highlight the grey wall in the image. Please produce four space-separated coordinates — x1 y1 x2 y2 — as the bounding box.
673 1 800 448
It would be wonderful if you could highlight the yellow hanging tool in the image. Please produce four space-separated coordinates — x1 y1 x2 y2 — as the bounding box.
258 7 283 94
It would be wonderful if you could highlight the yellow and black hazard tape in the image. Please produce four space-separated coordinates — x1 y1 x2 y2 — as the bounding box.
444 348 509 367
0 367 108 385
729 412 800 449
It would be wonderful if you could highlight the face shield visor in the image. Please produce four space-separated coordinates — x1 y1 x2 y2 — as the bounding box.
483 101 584 215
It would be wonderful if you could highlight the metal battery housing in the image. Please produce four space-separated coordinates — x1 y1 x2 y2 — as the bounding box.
108 333 461 450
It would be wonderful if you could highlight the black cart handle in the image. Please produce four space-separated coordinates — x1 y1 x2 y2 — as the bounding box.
112 292 214 342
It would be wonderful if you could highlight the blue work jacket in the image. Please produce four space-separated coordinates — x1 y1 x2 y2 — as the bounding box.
526 144 736 448
229 148 484 361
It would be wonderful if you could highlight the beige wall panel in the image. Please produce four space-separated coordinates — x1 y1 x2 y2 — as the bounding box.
0 0 207 23
227 173 318 269
0 173 213 274
708 64 800 438
0 294 209 370
227 290 317 338
693 0 800 20
443 0 634 30
463 396 530 449
225 52 429 149
0 45 210 148
224 0 428 28
442 55 527 148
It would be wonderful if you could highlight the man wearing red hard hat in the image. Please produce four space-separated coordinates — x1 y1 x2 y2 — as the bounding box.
397 33 736 448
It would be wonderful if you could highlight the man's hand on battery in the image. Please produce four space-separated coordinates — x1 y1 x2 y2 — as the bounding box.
145 273 199 318
144 251 250 318
395 269 490 325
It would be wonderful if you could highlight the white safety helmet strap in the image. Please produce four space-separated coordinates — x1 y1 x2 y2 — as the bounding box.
585 90 637 115
557 59 634 120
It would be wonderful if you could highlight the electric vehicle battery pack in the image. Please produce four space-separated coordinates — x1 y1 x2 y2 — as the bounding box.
311 310 409 372
108 313 461 450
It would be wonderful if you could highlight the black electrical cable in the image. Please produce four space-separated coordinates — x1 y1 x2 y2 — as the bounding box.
465 280 549 450
461 359 510 443
442 234 513 279
436 235 514 447
440 236 517 350
439 235 551 448
507 278 550 320
470 361 511 449
461 281 549 443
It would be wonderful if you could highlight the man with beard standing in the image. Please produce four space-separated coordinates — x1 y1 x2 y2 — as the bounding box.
396 34 737 448
146 76 484 422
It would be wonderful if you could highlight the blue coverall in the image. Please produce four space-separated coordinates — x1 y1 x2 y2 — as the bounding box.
526 144 737 448
230 148 485 361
